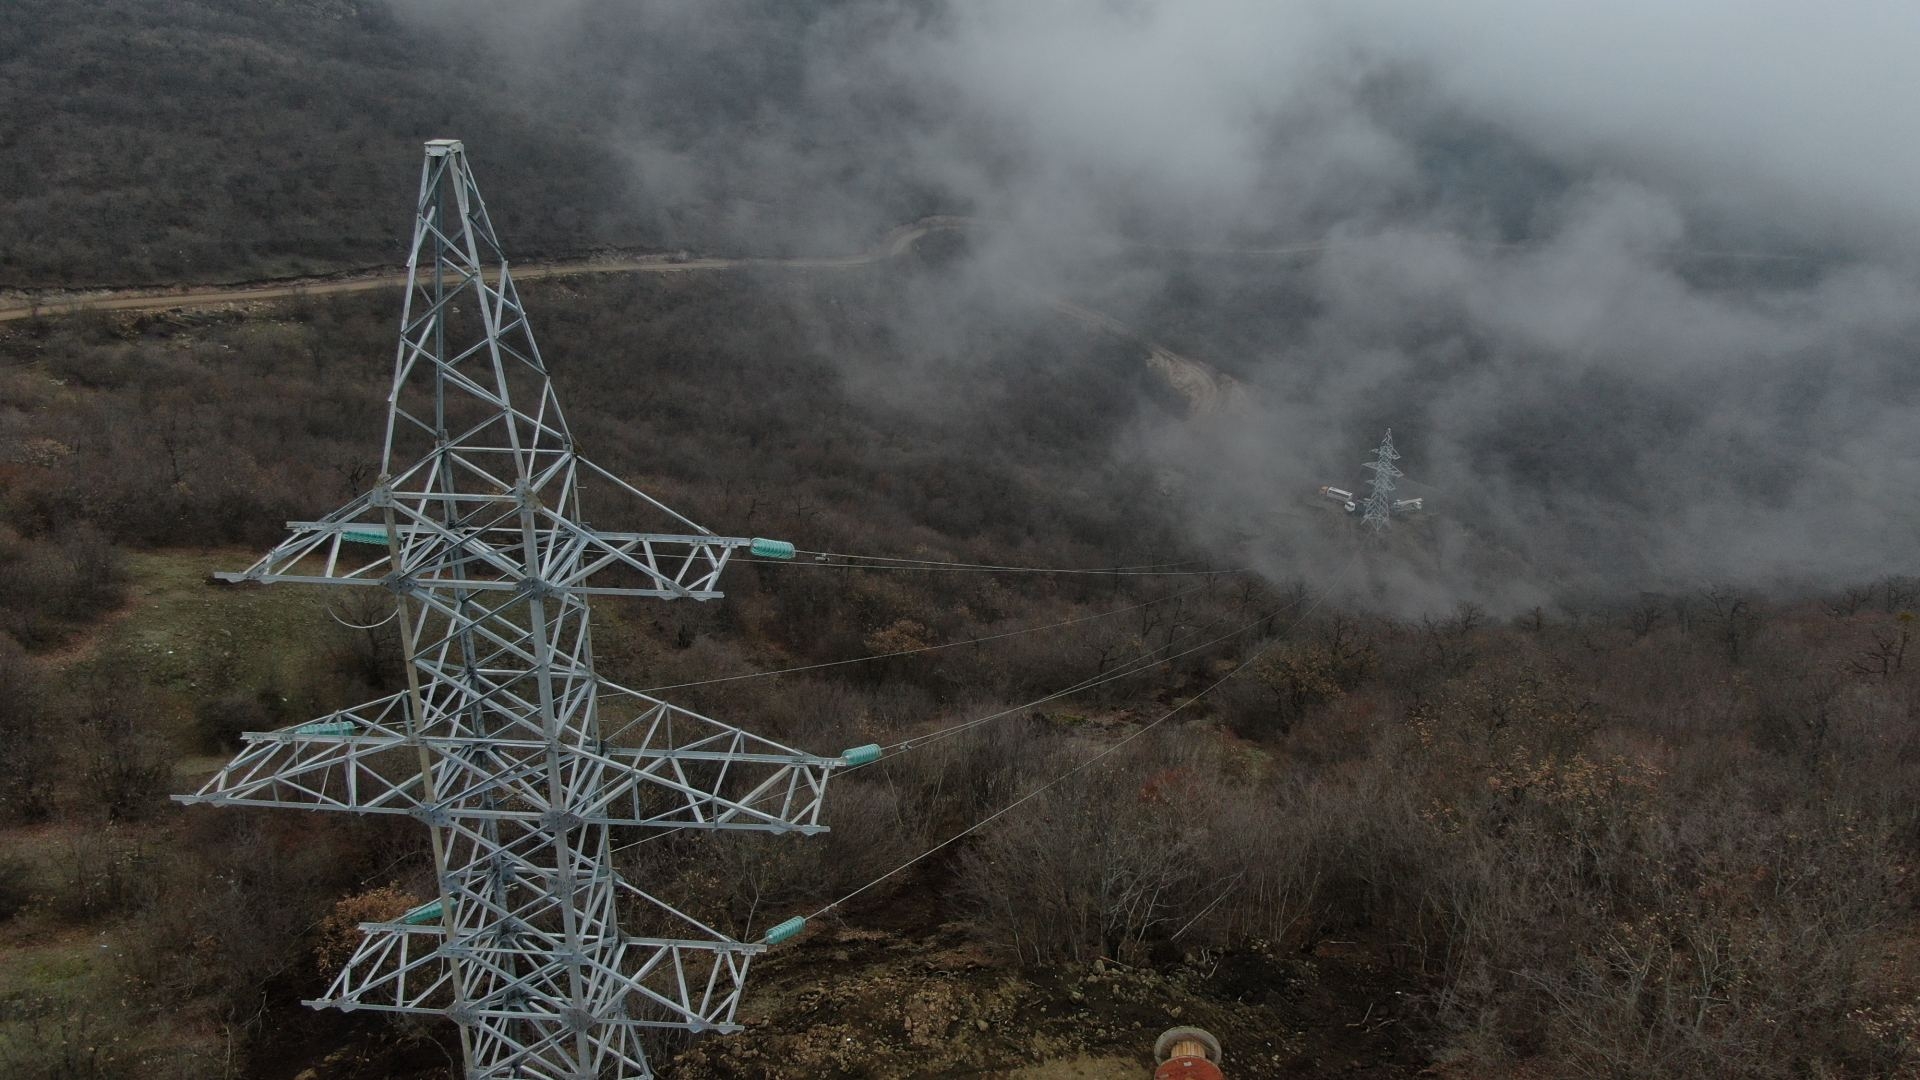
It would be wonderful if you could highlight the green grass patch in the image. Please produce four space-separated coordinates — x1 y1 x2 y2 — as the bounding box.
85 551 343 743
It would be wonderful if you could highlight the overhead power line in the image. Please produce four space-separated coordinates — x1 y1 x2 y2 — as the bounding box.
794 550 1202 571
605 594 1298 859
744 554 1247 577
608 585 1317 866
799 553 1357 923
636 582 1213 693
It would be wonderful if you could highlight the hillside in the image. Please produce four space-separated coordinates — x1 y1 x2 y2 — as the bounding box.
0 0 666 286
4 261 1920 1078
4 2 1920 1078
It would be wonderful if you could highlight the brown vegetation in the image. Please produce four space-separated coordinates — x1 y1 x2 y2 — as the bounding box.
1 277 1916 1078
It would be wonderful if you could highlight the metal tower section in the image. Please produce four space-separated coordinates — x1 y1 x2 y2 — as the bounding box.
1359 429 1403 533
178 140 849 1079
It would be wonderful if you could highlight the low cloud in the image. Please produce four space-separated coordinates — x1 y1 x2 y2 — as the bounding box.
393 0 1920 612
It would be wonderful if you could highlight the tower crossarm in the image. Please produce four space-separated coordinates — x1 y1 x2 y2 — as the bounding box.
178 684 842 833
317 929 761 1033
176 693 426 814
313 924 453 1016
317 878 766 1034
585 745 833 833
213 500 756 600
588 683 839 831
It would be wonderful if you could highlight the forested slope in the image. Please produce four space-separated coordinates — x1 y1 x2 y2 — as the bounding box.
0 0 659 285
4 4 1919 1077
3 265 1919 1079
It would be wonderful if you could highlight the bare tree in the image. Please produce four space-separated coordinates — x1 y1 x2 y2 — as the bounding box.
1824 584 1875 619
1628 592 1667 638
1700 585 1757 665
1847 613 1913 680
1881 575 1919 614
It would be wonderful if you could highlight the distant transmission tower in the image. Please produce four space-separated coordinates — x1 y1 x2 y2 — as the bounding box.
178 140 859 1078
1359 429 1403 533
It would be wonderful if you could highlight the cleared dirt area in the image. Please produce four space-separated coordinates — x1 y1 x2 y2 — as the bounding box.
1050 299 1249 416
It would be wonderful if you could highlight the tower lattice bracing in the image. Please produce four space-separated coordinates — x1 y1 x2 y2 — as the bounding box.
178 140 846 1079
1359 429 1403 533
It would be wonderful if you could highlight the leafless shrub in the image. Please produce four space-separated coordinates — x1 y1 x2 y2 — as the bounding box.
0 1006 138 1080
68 672 171 823
47 830 151 923
1826 584 1876 619
1525 805 1898 1077
634 778 925 937
192 684 292 754
958 767 1207 965
1882 576 1919 615
314 885 419 975
116 815 361 1031
0 635 56 822
1848 612 1914 680
0 524 126 647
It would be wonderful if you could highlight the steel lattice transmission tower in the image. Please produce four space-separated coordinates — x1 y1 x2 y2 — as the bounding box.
1359 429 1404 533
178 140 857 1079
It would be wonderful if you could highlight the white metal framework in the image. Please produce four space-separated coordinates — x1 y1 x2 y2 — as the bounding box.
178 140 844 1079
1359 429 1404 533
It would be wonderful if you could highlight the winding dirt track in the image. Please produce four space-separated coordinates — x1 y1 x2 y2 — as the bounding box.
0 213 1243 414
0 215 1813 328
0 217 971 325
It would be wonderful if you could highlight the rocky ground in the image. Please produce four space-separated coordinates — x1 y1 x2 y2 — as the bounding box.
666 871 1428 1080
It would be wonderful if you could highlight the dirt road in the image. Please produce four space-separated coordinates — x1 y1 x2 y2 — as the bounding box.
0 217 971 325
0 214 1242 416
0 216 1813 328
